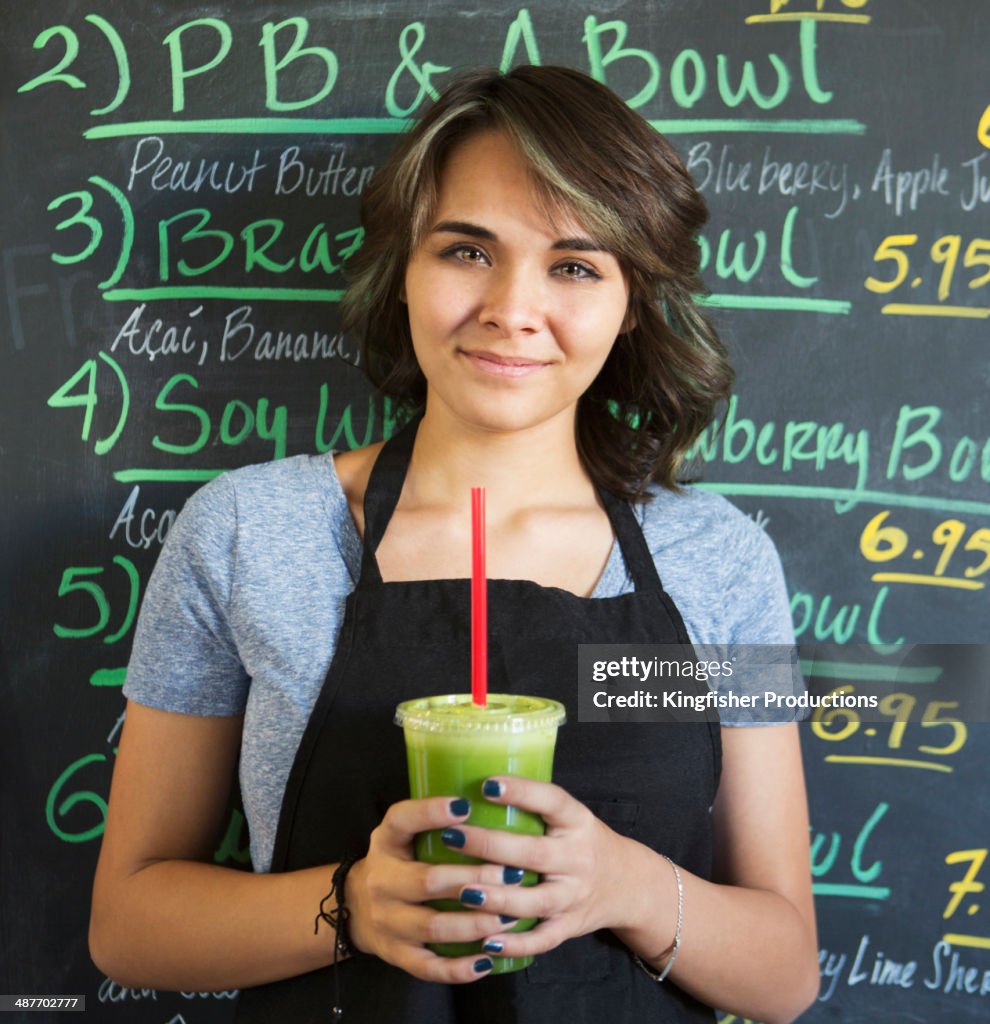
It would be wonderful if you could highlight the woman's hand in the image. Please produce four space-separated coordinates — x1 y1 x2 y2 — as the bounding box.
346 795 532 982
437 777 658 961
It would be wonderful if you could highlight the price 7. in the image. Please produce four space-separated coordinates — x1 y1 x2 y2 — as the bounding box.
944 849 986 920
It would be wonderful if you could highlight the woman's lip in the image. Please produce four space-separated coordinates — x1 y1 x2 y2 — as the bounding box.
461 350 550 378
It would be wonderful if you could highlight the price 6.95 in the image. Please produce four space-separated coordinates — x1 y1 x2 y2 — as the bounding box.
812 686 966 760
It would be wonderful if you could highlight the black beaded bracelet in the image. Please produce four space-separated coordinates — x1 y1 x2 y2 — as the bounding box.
314 858 357 959
314 858 358 1020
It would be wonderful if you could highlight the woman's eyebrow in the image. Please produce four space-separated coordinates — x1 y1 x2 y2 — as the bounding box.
431 220 497 241
431 220 602 252
551 237 602 252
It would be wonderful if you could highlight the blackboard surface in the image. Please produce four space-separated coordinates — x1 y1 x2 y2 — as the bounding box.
2 2 989 1022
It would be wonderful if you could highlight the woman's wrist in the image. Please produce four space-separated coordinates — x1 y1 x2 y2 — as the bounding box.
608 838 680 961
631 856 683 981
339 856 369 957
313 859 358 962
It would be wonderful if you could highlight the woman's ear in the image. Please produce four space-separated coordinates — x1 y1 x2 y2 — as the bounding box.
620 304 638 333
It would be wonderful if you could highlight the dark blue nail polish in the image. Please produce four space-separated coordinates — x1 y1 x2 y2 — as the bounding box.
449 798 470 817
482 779 503 798
461 888 486 906
502 866 524 884
441 828 466 848
499 914 518 925
473 957 494 973
483 940 504 954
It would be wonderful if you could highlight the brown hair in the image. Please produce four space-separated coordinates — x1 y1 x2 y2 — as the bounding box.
340 65 732 500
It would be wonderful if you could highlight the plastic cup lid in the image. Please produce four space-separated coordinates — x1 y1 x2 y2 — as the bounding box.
394 693 566 734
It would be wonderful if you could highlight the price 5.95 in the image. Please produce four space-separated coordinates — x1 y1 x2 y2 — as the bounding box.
865 233 990 302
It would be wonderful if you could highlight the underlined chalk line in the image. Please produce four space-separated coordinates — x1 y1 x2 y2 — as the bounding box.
89 668 126 687
111 472 990 520
83 117 867 140
114 469 222 483
812 883 891 900
825 754 953 774
871 572 984 592
943 933 990 951
882 303 990 320
103 287 346 302
101 288 850 314
700 294 851 314
799 661 943 684
746 14 871 25
650 118 865 135
85 118 416 139
695 483 990 517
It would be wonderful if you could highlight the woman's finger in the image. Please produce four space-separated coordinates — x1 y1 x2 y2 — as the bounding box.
365 853 529 903
454 879 566 921
481 776 590 829
374 796 472 855
388 902 509 946
399 946 497 985
481 774 593 831
416 859 530 900
480 916 575 960
438 824 564 875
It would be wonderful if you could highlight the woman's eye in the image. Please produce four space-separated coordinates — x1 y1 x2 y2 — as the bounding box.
443 244 489 265
555 260 602 281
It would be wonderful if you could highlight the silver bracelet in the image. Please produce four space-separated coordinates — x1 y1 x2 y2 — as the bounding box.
632 854 683 983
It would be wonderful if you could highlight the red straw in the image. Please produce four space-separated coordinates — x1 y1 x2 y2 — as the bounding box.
471 487 487 706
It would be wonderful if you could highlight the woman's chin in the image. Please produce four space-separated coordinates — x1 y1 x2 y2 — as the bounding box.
426 396 576 439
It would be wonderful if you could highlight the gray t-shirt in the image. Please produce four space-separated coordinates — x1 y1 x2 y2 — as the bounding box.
124 453 796 872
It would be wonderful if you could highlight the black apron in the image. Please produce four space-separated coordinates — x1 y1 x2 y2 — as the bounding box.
236 420 721 1023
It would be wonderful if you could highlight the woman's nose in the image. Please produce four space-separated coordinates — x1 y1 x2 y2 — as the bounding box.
478 267 546 336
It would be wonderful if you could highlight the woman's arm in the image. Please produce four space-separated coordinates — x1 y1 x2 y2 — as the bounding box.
90 701 521 989
612 723 819 1023
89 702 337 989
447 723 820 1024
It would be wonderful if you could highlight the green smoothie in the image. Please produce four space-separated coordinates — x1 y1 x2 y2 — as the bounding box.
395 693 566 974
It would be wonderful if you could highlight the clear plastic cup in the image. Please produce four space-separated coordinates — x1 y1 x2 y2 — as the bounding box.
395 693 567 974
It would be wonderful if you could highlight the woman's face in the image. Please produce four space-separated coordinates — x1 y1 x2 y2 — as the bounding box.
403 130 631 437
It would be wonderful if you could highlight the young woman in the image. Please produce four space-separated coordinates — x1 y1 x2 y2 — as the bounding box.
90 66 820 1023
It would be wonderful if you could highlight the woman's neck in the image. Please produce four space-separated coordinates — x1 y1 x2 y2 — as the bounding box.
404 406 596 516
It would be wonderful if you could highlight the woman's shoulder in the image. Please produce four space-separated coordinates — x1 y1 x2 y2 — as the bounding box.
169 452 360 573
636 484 769 554
184 451 353 517
202 450 336 500
332 442 384 535
633 485 793 645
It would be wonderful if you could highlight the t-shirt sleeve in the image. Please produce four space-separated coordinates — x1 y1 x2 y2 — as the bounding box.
123 473 249 716
716 517 801 725
724 518 796 647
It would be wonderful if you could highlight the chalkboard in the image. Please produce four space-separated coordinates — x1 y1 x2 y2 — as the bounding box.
2 2 989 1022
